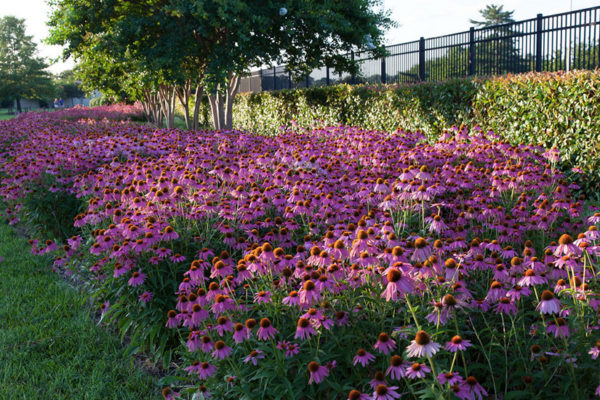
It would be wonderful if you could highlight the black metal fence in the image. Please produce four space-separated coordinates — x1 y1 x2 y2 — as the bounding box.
240 6 600 92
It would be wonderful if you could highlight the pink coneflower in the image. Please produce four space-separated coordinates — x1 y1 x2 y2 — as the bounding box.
445 335 472 352
216 316 234 336
200 335 214 353
536 290 561 315
353 348 376 367
165 310 179 328
406 330 440 358
212 340 232 360
254 290 272 304
299 280 322 305
295 317 317 340
243 349 265 366
162 225 178 241
518 269 547 287
257 318 278 340
495 297 517 316
374 332 397 355
161 387 181 400
438 372 464 385
411 237 432 262
554 234 581 257
347 389 371 400
589 341 600 360
381 268 414 301
138 291 153 303
386 355 408 379
185 361 217 379
282 290 301 306
307 361 329 384
546 317 570 338
232 323 250 343
406 362 431 379
128 270 146 286
462 376 488 400
277 340 301 357
372 384 401 400
369 370 387 389
170 253 186 263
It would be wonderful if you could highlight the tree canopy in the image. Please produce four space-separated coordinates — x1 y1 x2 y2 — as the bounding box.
47 0 392 129
0 16 54 112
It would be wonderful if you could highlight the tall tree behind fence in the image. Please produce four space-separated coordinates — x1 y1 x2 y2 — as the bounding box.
239 6 600 93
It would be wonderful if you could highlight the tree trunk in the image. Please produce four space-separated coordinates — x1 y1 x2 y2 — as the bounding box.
158 85 177 129
192 84 204 131
16 97 21 113
224 74 240 130
208 73 240 131
175 81 192 130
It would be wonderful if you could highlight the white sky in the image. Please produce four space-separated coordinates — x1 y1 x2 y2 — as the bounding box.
1 0 599 74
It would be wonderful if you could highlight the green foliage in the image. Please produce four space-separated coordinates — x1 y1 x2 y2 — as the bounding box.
0 221 156 399
20 173 85 241
0 16 54 110
472 70 600 194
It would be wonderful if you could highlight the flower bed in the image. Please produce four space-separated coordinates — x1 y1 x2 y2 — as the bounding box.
1 109 599 399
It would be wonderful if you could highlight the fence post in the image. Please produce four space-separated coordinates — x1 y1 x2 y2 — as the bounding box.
326 66 330 86
351 51 356 84
419 37 425 81
273 67 276 90
468 27 475 76
381 56 386 84
288 71 292 89
259 69 263 92
536 14 543 72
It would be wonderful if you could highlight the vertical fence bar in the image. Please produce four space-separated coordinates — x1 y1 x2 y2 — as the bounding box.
350 51 356 84
418 37 425 81
469 27 475 76
326 67 330 86
536 14 543 72
381 56 386 84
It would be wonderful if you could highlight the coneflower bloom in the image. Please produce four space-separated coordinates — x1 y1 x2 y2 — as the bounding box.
128 270 146 286
243 349 265 366
445 335 472 352
406 362 431 379
212 340 232 360
374 332 397 355
495 297 517 316
462 376 488 400
518 269 547 287
257 318 278 340
406 330 440 358
353 348 375 367
254 290 272 304
161 387 181 400
372 384 401 400
307 361 329 384
411 237 432 262
437 372 464 385
546 317 570 338
369 371 387 389
295 317 317 340
386 355 408 379
185 361 217 379
299 280 322 305
554 234 581 257
536 290 561 314
588 341 600 360
381 268 414 301
347 389 371 400
166 310 179 328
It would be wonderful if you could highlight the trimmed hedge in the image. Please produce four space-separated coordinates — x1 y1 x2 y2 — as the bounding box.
213 70 600 192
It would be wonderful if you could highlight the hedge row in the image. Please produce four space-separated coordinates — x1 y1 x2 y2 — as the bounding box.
207 70 600 192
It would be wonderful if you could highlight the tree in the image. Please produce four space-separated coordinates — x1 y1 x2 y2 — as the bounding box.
0 16 54 112
48 0 392 130
470 4 514 27
54 69 85 99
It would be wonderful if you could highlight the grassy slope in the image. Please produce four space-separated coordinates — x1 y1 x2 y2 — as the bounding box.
0 221 158 399
0 109 16 120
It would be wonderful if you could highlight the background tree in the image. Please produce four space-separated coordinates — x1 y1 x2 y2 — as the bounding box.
0 16 54 112
47 0 392 130
54 69 85 100
470 4 514 27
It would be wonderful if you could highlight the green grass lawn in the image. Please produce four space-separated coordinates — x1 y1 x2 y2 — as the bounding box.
0 108 16 120
0 222 159 399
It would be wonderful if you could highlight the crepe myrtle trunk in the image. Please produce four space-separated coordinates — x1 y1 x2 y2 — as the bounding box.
16 97 21 113
175 80 192 130
208 72 240 130
158 84 176 129
192 83 203 131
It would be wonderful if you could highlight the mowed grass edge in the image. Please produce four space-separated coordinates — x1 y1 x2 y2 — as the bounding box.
0 221 158 400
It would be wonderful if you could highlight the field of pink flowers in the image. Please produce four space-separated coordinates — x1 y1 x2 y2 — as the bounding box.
1 106 599 399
